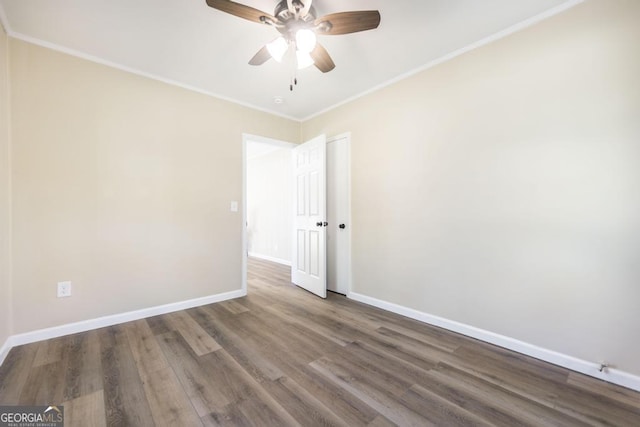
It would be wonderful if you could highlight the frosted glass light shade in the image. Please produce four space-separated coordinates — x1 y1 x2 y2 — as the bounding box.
267 37 288 62
295 29 317 53
296 50 314 70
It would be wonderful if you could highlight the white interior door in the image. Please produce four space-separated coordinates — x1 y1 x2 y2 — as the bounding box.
327 136 350 295
292 134 327 298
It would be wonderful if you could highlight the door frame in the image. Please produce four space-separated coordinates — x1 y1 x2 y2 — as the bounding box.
327 132 353 297
241 132 352 297
241 133 297 295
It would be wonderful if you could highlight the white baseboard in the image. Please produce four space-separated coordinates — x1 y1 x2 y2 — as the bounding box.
0 288 244 366
248 252 291 267
0 337 11 367
348 291 640 393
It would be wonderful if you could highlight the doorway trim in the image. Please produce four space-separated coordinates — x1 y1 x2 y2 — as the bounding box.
327 132 353 297
241 133 296 295
241 132 352 297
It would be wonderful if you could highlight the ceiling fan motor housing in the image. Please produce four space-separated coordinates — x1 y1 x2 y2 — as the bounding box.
275 1 315 22
206 0 381 74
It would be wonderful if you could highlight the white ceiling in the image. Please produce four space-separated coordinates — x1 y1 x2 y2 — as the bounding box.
0 0 578 120
246 140 290 159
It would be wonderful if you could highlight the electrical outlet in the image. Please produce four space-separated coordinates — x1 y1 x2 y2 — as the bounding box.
57 281 72 298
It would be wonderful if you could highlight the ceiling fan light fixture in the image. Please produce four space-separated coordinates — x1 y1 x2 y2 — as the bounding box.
295 29 316 53
296 49 314 70
266 37 288 62
206 0 380 78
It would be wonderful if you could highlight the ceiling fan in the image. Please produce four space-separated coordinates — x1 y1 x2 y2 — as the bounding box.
205 0 381 78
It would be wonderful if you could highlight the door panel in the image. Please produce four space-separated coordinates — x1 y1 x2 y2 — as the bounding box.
291 134 327 298
327 136 350 295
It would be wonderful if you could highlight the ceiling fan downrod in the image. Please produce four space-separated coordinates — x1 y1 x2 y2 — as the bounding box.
205 0 381 78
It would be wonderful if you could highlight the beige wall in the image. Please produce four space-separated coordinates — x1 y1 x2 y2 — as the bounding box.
247 147 293 263
9 40 299 334
0 25 10 346
3 0 639 380
303 0 640 375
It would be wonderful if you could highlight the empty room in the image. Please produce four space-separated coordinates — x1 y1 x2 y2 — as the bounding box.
0 0 639 426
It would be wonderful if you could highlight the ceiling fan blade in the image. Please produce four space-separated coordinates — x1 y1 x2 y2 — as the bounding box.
300 0 312 17
249 45 271 66
315 11 381 35
310 43 335 73
206 0 276 24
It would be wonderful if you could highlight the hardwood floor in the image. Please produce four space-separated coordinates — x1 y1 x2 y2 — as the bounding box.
1 257 639 426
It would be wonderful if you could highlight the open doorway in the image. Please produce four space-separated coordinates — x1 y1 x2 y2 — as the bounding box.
241 133 351 297
242 134 296 294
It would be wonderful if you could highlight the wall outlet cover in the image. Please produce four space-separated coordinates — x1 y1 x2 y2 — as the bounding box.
57 281 72 298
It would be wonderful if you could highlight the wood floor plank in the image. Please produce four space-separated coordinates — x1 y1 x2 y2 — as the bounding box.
0 342 39 404
155 331 229 416
310 356 432 427
400 384 493 426
165 310 222 356
234 309 344 365
444 348 640 426
567 371 640 409
233 395 300 427
199 349 300 426
63 389 107 427
1 256 639 426
97 324 129 349
141 366 203 427
263 376 350 427
146 314 173 336
367 415 397 427
376 324 460 353
218 299 250 315
262 357 380 426
323 345 414 398
434 362 593 426
63 330 103 401
125 319 170 382
201 403 253 427
263 302 355 347
33 335 68 367
188 305 284 382
333 341 436 393
18 360 67 406
101 342 155 427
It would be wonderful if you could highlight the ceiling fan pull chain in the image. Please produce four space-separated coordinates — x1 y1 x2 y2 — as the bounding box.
207 1 380 76
289 56 298 91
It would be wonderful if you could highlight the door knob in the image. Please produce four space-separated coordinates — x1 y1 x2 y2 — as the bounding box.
316 222 323 227
339 224 346 229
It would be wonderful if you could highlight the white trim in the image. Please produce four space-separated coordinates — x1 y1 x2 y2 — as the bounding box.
327 133 352 296
0 338 10 366
2 289 243 354
0 2 13 369
0 3 10 35
348 291 640 393
241 136 248 296
0 1 583 122
300 0 584 122
248 252 291 267
244 133 298 150
242 133 296 295
3 31 299 122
